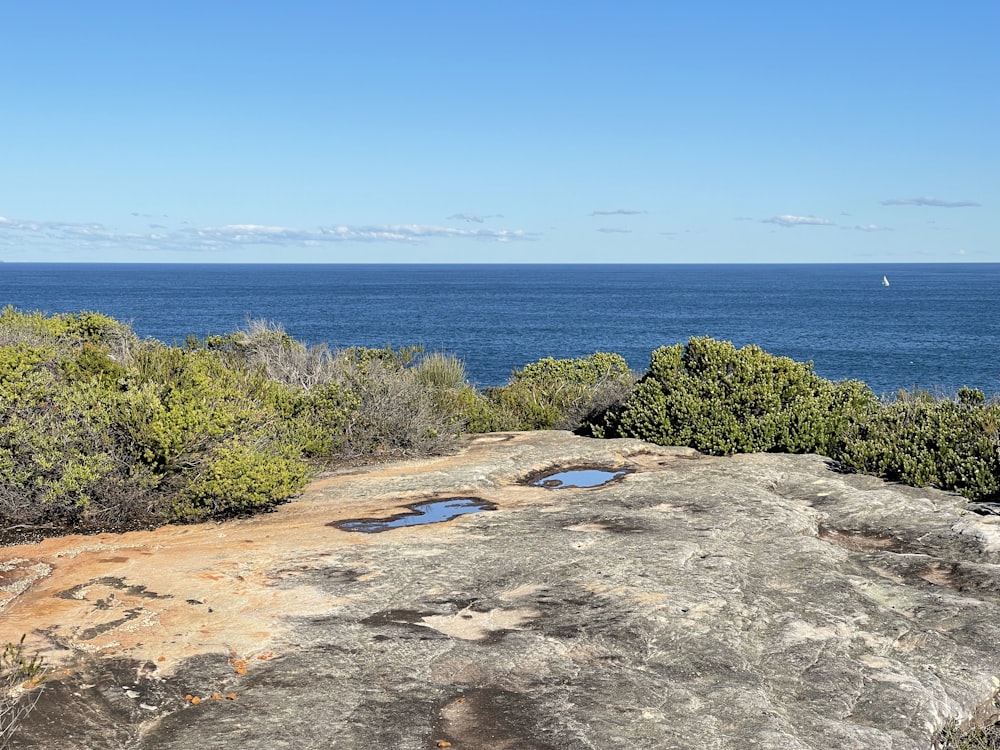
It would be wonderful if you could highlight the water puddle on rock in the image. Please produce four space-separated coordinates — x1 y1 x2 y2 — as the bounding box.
331 497 497 533
532 468 629 489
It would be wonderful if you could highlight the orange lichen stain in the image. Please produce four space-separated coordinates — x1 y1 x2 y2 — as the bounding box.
184 694 193 701
257 652 274 660
436 742 452 748
190 696 201 705
157 656 166 662
230 656 249 675
210 692 222 700
226 693 237 701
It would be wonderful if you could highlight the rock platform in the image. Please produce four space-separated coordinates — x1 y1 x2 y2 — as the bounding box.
4 431 1000 749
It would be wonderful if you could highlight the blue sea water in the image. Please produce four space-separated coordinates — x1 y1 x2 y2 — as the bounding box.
1 263 998 397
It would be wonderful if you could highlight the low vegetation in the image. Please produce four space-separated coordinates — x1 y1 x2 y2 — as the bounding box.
598 337 1000 503
467 351 635 432
0 308 471 534
0 636 46 749
935 721 1000 750
2 308 999 541
595 337 878 456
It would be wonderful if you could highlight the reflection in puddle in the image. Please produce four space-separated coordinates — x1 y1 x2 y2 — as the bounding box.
533 469 629 489
332 497 497 533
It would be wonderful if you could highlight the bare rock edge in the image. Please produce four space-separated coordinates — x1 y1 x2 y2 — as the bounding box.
5 430 1000 749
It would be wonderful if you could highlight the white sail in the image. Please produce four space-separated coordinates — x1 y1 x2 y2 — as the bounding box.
882 275 890 287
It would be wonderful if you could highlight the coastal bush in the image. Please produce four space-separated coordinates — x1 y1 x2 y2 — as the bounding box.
327 346 459 458
413 351 480 430
835 387 1000 500
201 322 461 459
0 636 47 749
0 306 138 361
117 345 318 519
0 343 117 528
413 351 468 393
7 306 1000 539
202 318 340 389
0 311 315 529
171 441 311 520
468 352 636 432
599 338 877 456
0 311 461 535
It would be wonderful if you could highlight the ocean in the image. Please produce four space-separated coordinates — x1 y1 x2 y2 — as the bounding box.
1 263 998 397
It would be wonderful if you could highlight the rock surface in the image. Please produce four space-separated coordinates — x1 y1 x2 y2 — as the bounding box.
5 431 1000 749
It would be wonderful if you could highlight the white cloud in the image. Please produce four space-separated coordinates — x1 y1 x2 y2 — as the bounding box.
762 214 835 227
200 223 533 244
597 227 632 234
589 209 647 216
446 213 504 223
0 214 536 253
880 196 981 207
855 224 891 232
0 216 43 231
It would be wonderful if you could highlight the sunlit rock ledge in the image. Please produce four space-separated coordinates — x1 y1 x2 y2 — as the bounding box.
4 430 1000 749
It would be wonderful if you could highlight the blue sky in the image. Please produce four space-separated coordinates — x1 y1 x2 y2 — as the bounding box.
1 1 996 263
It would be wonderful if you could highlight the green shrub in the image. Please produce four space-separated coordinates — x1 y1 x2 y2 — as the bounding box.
11 306 1000 535
0 325 317 527
411 352 485 437
0 344 117 523
414 351 467 393
171 442 311 520
109 345 317 519
0 313 466 531
59 343 126 385
0 306 137 358
470 352 635 432
601 338 876 456
835 388 1000 500
279 384 351 458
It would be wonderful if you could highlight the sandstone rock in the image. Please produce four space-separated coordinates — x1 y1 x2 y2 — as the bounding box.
4 431 1000 749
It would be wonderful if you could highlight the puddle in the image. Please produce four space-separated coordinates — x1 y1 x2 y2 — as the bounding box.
331 497 497 533
532 469 629 489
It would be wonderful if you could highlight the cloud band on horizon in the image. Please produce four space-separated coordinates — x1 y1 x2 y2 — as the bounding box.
762 214 834 227
0 215 537 254
880 196 981 207
589 209 647 216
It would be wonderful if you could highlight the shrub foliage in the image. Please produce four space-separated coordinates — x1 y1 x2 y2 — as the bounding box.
837 387 1000 501
598 337 1000 502
601 338 877 456
3 309 1000 539
468 352 635 432
0 312 466 533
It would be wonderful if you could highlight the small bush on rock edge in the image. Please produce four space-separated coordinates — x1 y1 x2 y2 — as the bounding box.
0 636 46 749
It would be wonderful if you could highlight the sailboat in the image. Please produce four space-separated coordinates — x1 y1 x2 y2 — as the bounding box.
882 275 890 287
